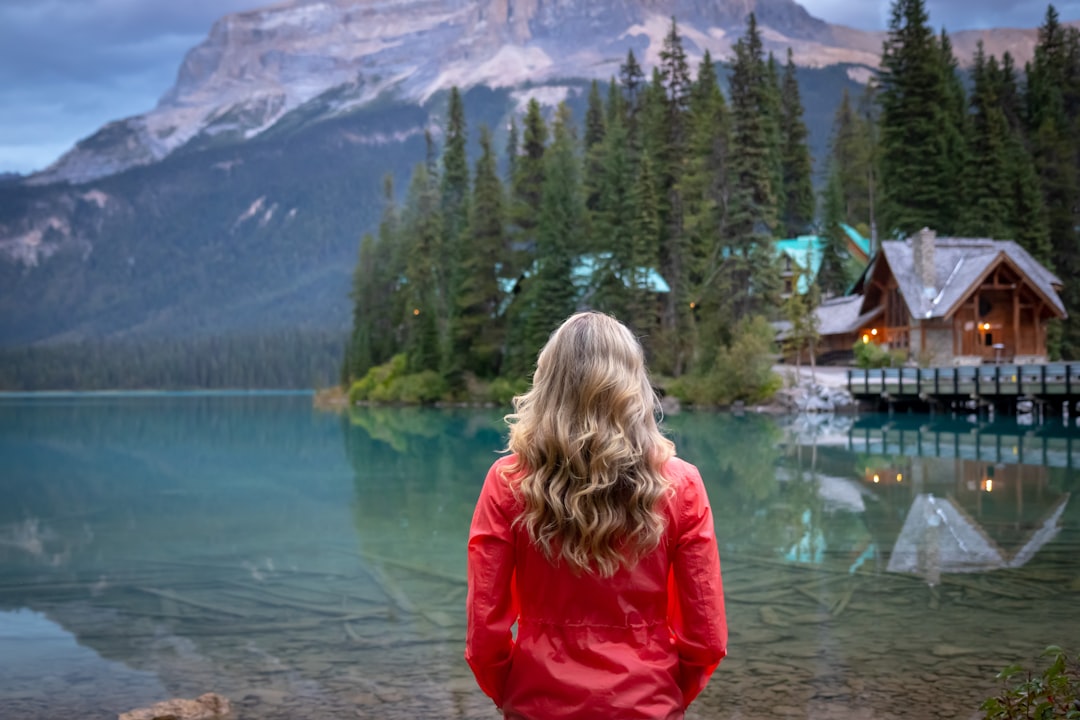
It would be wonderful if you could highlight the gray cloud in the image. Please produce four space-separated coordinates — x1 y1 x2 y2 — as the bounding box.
0 0 266 173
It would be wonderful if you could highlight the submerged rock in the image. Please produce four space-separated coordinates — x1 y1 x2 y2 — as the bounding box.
119 693 231 720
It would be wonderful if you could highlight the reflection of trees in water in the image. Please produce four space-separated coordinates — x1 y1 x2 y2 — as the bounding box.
343 407 505 576
666 413 827 558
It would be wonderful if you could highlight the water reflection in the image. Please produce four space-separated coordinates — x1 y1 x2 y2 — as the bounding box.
0 397 1077 720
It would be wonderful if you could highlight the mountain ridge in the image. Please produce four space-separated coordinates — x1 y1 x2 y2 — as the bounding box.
26 0 1070 187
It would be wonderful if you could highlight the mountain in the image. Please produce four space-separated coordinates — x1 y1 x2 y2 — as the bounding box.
0 0 1064 366
27 0 1055 188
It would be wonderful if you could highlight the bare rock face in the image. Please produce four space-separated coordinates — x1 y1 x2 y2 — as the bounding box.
118 692 231 720
28 0 1066 186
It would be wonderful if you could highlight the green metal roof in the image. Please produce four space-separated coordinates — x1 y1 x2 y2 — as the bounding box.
775 224 871 293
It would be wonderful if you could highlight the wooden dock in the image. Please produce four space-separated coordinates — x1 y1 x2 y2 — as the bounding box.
847 363 1080 415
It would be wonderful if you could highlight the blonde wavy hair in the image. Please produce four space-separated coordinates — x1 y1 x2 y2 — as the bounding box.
503 312 675 577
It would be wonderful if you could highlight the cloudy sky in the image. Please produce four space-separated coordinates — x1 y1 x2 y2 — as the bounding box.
0 0 1076 175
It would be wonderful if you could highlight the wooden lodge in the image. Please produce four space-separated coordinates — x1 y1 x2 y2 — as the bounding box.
823 229 1066 366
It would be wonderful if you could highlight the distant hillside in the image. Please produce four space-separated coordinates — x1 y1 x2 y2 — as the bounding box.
0 66 863 351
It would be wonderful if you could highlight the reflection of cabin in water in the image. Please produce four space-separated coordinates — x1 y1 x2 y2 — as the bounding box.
817 229 1066 365
855 454 1070 582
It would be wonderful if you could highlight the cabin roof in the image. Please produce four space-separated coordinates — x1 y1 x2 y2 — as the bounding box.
879 238 1065 319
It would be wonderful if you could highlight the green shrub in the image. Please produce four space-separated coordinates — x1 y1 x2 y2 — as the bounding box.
348 354 409 404
853 341 905 369
488 376 529 406
390 370 447 404
982 646 1080 719
669 317 781 406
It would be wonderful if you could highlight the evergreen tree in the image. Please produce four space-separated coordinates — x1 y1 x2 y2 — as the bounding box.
452 126 507 378
510 98 548 273
961 42 1012 239
763 53 785 228
505 116 519 184
655 17 695 374
345 232 377 381
1026 5 1080 357
439 87 470 379
878 0 964 236
627 152 662 339
370 174 405 367
401 163 442 373
724 13 780 322
583 79 608 251
779 48 815 238
818 168 851 297
681 50 729 313
521 103 582 369
828 88 876 229
591 87 639 320
619 49 646 117
441 87 469 254
937 29 970 233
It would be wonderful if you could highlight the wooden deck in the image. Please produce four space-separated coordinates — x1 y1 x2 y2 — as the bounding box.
847 363 1080 413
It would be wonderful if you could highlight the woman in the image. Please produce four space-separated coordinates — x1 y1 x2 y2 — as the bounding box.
466 312 727 719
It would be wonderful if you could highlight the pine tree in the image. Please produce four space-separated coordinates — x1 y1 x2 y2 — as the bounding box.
583 79 608 251
593 92 633 294
818 168 851 297
828 88 876 229
725 13 779 322
878 0 964 236
510 98 548 273
779 48 815 238
441 87 469 254
763 53 785 229
961 42 1012 239
522 103 582 369
401 163 442 373
681 50 729 309
627 152 662 339
439 87 470 381
619 49 646 118
1025 5 1080 356
655 17 695 374
345 232 377 381
505 116 519 185
452 126 507 378
937 29 970 233
370 174 405 366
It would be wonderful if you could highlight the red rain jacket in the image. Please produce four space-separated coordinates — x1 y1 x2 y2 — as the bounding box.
466 455 727 719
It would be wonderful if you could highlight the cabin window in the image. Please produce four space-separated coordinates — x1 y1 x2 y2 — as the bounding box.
784 256 792 272
784 278 793 294
985 333 993 347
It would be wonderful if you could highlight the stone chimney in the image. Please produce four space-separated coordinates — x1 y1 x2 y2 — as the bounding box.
912 227 936 294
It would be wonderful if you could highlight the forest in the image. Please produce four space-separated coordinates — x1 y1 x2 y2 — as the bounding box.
344 1 1080 405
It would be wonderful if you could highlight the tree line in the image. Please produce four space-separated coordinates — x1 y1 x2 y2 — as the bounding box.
346 1 1080 401
344 15 816 403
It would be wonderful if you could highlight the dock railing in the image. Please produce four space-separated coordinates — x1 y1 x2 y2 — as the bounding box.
847 363 1080 400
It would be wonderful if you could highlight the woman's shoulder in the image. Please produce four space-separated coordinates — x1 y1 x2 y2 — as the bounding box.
660 455 702 487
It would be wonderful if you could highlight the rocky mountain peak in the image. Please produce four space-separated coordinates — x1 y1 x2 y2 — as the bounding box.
26 0 1056 186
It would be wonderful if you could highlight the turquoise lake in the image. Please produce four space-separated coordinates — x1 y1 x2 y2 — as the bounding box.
1 394 1078 719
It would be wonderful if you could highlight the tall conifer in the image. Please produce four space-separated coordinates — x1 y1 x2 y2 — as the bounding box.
779 48 815 238
879 0 962 236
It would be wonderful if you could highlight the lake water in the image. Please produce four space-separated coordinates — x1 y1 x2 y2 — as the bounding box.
1 395 1078 720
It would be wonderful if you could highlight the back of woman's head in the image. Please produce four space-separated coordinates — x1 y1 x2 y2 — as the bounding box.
505 312 674 577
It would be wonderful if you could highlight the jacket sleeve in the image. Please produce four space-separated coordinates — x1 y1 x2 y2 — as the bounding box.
667 463 727 707
465 461 520 708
